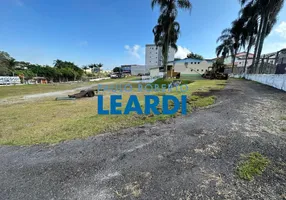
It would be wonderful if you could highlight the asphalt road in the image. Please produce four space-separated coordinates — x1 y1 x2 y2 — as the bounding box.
1 79 286 200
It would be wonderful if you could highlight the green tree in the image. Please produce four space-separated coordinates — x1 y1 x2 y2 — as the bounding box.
239 0 284 73
187 53 204 60
113 67 122 73
216 38 234 63
151 0 192 78
83 66 89 74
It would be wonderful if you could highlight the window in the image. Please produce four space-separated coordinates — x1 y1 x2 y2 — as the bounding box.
201 69 204 72
191 62 193 64
191 69 193 71
197 69 199 71
198 62 200 64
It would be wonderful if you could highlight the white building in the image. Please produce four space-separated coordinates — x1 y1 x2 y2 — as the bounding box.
145 44 175 67
224 52 254 68
131 65 149 75
173 58 213 78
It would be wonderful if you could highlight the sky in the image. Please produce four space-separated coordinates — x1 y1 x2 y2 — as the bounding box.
1 0 286 70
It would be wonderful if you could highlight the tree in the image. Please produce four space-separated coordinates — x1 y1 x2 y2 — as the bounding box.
216 38 234 63
216 18 246 73
187 53 204 60
151 0 192 78
0 51 17 76
54 59 83 81
113 67 122 73
239 0 284 73
82 66 89 74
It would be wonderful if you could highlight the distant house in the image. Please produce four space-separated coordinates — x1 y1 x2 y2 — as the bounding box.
33 77 47 84
170 58 213 78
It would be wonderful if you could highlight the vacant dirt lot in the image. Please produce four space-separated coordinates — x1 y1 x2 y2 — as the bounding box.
0 79 285 200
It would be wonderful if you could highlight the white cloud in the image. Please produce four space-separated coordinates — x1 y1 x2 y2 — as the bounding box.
275 21 286 39
124 44 142 59
175 46 191 59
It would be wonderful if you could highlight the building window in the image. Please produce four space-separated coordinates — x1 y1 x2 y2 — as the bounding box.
191 62 193 64
201 69 204 72
191 69 193 71
198 62 200 64
197 69 199 71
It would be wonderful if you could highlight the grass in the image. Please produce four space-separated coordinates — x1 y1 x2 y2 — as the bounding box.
236 152 270 181
151 78 194 87
0 76 138 99
280 116 286 120
0 79 226 145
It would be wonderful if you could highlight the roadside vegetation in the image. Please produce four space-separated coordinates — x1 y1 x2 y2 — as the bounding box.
0 79 226 145
236 152 270 181
0 76 138 99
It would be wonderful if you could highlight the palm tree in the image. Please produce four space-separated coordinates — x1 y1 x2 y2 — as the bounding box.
239 0 284 73
82 66 88 74
217 18 245 73
88 64 95 74
216 38 234 63
151 0 192 77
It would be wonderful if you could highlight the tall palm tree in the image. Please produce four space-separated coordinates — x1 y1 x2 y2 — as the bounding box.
217 18 245 73
239 0 284 73
151 0 192 77
216 38 235 64
82 66 88 74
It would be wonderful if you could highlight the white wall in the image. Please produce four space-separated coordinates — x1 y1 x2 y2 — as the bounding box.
150 68 160 77
174 60 211 75
0 76 21 85
233 74 286 91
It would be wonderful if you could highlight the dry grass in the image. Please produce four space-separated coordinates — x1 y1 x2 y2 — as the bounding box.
0 80 226 145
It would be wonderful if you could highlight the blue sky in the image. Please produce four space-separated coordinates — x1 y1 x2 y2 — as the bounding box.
1 0 286 70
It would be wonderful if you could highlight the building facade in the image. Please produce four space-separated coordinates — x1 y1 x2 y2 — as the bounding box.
224 52 254 68
145 44 175 67
172 58 213 78
130 65 149 76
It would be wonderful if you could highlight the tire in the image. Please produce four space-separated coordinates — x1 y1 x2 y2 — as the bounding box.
87 91 95 97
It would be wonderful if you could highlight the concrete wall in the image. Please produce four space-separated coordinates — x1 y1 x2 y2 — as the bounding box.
174 60 211 76
233 74 286 91
0 76 21 85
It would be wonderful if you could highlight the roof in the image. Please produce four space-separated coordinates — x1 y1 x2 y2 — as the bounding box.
173 58 212 64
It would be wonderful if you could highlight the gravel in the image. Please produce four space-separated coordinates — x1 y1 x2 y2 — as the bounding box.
0 79 285 200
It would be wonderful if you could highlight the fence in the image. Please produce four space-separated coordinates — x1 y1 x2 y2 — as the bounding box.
233 49 286 75
0 76 21 85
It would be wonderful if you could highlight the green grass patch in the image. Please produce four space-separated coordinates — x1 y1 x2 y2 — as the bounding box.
236 152 270 181
151 78 194 87
280 116 286 120
0 79 226 145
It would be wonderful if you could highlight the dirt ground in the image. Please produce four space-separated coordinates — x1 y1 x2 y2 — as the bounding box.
0 79 285 200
